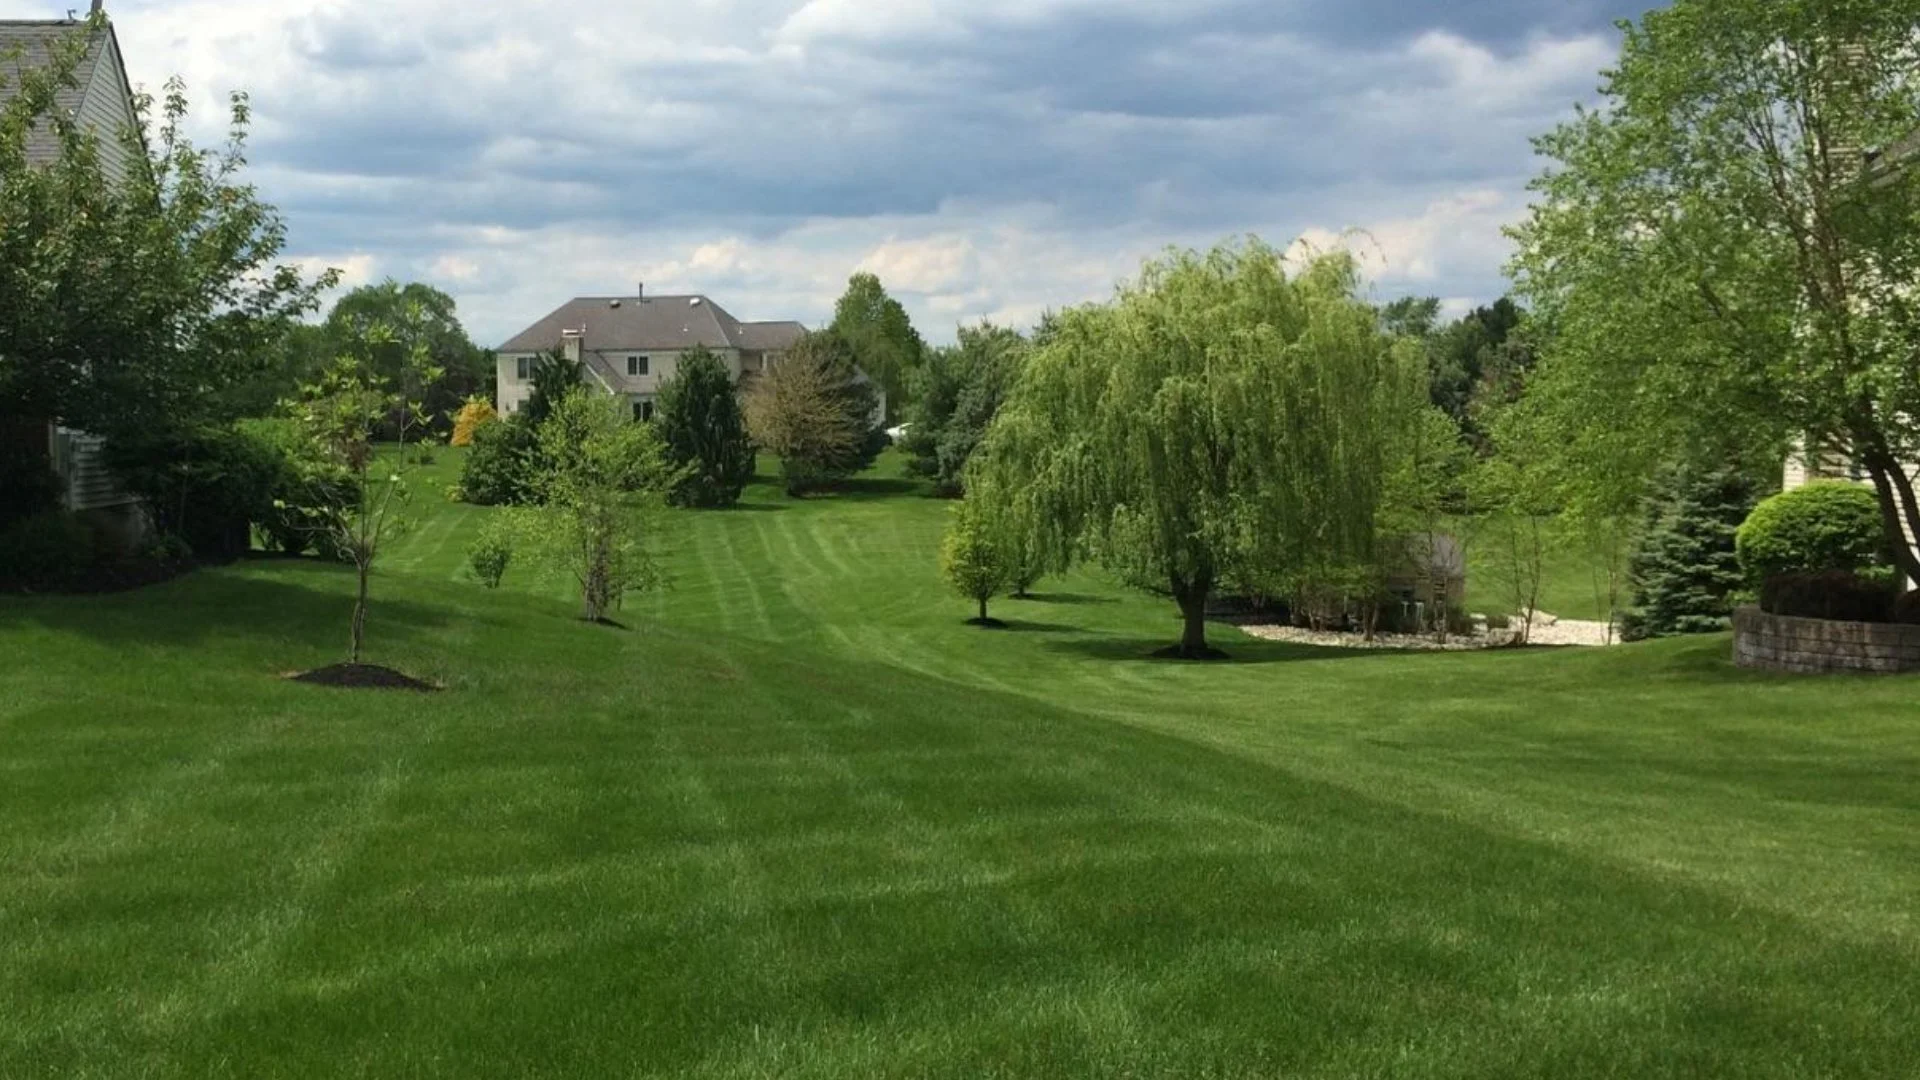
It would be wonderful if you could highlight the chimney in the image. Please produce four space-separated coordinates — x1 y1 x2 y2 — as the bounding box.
636 282 645 300
91 0 103 15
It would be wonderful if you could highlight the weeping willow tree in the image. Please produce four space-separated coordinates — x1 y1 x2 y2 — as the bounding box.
972 239 1425 658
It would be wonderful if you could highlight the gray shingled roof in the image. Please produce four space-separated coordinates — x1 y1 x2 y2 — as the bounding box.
0 18 110 168
498 295 808 353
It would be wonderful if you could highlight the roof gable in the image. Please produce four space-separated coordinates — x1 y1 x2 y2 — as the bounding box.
1 17 138 172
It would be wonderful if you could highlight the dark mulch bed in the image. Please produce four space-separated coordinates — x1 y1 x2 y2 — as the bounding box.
289 664 442 693
965 617 1010 630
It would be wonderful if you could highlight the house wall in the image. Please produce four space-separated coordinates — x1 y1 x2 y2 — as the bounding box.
494 348 747 418
76 32 135 185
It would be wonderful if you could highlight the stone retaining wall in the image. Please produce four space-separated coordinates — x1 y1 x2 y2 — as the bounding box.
1733 606 1920 674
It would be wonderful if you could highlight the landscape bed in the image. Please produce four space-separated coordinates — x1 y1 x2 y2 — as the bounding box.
1 452 1916 1078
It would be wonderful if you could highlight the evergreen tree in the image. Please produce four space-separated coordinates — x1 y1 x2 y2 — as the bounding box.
1625 463 1762 638
655 345 754 508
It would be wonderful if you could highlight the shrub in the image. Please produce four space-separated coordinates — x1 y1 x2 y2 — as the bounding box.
451 397 498 447
103 423 287 561
1759 571 1898 623
0 458 61 532
1735 482 1885 584
460 417 541 506
467 523 514 588
1485 611 1512 631
1895 590 1920 626
0 511 97 588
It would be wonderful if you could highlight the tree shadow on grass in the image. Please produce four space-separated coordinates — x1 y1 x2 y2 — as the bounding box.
1010 593 1120 607
1039 634 1404 666
0 559 462 651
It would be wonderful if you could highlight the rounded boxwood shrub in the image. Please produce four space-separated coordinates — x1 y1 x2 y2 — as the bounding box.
1734 482 1886 584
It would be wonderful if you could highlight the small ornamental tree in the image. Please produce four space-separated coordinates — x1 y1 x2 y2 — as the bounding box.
526 389 676 624
285 359 410 663
940 500 1009 626
451 396 497 447
655 344 755 507
743 330 880 496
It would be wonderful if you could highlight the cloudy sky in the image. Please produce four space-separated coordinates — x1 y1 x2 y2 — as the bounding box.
3 0 1647 345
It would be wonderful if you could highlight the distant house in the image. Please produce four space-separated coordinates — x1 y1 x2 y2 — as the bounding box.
496 286 883 423
1 2 142 519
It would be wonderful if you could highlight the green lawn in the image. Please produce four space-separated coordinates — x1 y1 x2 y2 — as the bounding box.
2 449 1916 1078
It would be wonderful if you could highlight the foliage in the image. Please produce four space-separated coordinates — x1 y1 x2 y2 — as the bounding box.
101 423 288 561
655 345 755 508
1624 462 1763 639
901 322 1028 497
1895 589 1920 626
1375 405 1473 639
0 422 61 530
524 388 675 623
0 510 96 588
450 396 498 448
523 348 583 428
939 499 1010 624
1759 571 1899 624
744 330 882 496
467 520 514 589
282 316 436 662
459 416 541 507
830 272 924 415
1509 0 1920 586
1735 483 1887 585
0 22 336 446
974 239 1426 658
320 281 491 433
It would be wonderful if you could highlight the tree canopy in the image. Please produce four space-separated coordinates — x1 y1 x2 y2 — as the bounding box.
655 344 755 507
1510 0 1920 582
974 239 1426 658
830 272 924 415
744 330 881 496
1 20 335 444
901 321 1029 496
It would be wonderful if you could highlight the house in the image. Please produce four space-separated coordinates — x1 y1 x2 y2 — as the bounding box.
495 286 885 422
1 2 142 522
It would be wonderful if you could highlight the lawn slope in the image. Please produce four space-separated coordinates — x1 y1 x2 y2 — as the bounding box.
1 455 1915 1078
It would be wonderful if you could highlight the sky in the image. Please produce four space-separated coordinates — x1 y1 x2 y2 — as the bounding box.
2 0 1651 346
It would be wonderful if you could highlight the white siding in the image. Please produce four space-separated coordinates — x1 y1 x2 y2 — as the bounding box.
75 32 136 185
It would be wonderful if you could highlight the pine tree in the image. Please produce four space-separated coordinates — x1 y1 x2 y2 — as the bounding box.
655 345 754 507
1625 463 1761 638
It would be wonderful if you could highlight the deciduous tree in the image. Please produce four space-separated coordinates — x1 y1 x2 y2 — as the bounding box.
743 331 880 496
975 240 1425 658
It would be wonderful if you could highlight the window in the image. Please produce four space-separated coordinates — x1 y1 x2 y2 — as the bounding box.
641 401 655 422
628 355 648 376
516 356 532 380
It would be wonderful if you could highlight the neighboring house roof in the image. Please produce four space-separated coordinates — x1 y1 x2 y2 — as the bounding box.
0 13 137 177
498 295 810 354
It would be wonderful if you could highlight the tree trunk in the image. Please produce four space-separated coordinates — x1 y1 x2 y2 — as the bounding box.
1171 574 1214 659
350 560 370 663
978 596 988 622
1864 454 1920 585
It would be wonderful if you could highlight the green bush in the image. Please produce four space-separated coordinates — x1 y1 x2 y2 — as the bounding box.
467 524 514 588
0 511 97 588
0 459 61 532
104 424 290 561
656 346 755 508
1759 571 1898 623
460 417 541 506
1735 482 1885 584
1895 590 1920 626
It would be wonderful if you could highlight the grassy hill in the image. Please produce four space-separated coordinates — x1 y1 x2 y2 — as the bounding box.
2 451 1915 1077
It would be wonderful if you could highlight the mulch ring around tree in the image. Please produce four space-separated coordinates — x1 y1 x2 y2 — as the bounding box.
288 664 442 693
